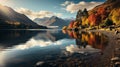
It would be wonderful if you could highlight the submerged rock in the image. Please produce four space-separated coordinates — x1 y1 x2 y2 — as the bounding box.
36 61 44 66
111 57 120 61
115 62 120 67
115 31 119 35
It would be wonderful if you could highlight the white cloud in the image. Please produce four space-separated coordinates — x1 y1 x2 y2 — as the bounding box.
61 1 103 13
61 1 73 6
16 8 62 20
66 44 100 54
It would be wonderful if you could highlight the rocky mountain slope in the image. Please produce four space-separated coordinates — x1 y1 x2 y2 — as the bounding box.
34 16 72 28
0 4 47 29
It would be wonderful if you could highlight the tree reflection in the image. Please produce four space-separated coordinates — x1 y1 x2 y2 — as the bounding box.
64 30 109 51
30 30 110 67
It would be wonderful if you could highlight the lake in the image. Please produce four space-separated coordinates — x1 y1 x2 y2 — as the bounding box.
0 29 119 67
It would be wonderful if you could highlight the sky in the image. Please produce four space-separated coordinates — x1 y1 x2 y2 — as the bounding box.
0 0 106 20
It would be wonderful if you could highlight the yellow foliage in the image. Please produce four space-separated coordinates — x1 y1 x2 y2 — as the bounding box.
85 19 89 25
81 16 88 25
81 34 86 42
110 8 120 25
62 26 67 30
6 21 20 25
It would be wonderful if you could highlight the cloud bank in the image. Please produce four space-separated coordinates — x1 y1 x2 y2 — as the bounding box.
16 8 62 20
61 1 103 13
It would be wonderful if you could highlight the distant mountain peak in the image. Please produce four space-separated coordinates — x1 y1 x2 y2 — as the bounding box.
50 16 59 19
51 16 57 18
34 16 72 29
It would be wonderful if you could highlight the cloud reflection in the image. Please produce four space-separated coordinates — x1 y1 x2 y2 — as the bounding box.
14 38 52 50
66 44 100 54
13 38 71 50
0 52 6 67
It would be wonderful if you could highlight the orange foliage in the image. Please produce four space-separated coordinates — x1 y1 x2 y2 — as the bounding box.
73 21 80 28
97 7 106 15
88 13 101 26
68 21 74 29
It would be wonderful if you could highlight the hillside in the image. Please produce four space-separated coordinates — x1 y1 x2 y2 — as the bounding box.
65 0 120 29
0 4 47 29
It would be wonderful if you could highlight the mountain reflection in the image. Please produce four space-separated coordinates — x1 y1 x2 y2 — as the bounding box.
0 30 74 67
0 30 69 49
0 30 44 48
0 30 110 67
64 30 109 52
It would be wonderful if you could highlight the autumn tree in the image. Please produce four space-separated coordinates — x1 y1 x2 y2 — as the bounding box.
110 8 120 25
88 13 101 26
76 8 89 26
68 21 75 29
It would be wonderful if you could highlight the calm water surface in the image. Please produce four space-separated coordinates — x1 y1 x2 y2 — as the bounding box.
0 30 112 67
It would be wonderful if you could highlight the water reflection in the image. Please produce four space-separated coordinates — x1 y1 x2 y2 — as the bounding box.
65 30 109 52
0 30 69 49
61 30 110 67
0 30 41 48
0 30 110 67
0 30 75 67
34 31 109 67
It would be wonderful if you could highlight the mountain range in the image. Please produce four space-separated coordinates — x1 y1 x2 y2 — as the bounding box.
0 4 47 29
34 16 73 29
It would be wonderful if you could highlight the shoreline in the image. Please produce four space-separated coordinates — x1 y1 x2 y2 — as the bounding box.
82 29 120 66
